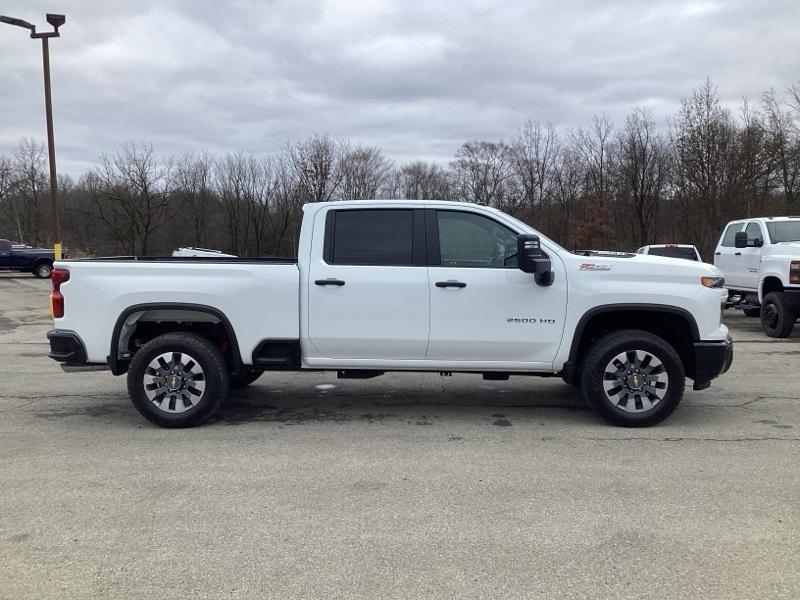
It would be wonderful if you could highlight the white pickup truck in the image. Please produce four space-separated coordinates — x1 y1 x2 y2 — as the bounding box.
714 217 800 337
47 200 732 428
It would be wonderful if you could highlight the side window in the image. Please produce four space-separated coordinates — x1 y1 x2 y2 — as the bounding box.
745 222 763 243
329 209 414 266
720 223 741 247
436 211 518 268
0 240 11 253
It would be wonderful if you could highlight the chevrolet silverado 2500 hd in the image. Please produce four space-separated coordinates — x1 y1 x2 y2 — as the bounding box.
47 200 732 428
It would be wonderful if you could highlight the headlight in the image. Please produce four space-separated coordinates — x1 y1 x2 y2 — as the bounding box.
701 276 725 288
791 262 800 284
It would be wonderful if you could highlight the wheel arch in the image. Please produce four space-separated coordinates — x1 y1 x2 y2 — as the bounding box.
760 276 784 301
563 304 700 383
109 302 243 376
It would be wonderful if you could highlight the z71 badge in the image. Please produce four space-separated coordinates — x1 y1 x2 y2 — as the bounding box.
578 263 611 271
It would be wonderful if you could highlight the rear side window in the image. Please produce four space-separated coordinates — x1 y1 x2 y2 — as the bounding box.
0 240 11 252
720 223 741 247
328 209 414 266
647 247 700 261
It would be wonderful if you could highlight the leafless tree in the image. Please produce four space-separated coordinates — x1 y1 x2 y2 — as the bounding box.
763 89 800 209
451 140 513 206
396 161 454 200
173 151 215 247
287 135 347 203
510 120 559 220
339 146 393 200
615 107 670 246
94 143 173 255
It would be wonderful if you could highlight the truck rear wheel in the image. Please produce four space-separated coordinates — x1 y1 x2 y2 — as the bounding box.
580 329 685 427
760 292 796 338
127 332 229 428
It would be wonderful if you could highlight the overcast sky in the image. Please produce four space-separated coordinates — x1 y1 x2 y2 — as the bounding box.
1 0 798 176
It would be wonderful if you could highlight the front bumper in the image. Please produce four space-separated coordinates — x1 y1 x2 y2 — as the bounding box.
47 329 88 364
691 335 733 390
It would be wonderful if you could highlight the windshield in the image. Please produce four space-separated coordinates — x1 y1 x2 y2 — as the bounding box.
647 246 699 261
766 220 800 243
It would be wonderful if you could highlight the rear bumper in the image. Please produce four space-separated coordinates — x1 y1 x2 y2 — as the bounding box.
47 329 88 364
692 335 733 390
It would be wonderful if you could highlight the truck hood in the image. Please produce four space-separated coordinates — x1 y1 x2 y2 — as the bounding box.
764 241 800 258
559 248 722 279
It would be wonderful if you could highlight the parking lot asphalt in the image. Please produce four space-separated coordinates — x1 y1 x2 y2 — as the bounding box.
0 272 798 599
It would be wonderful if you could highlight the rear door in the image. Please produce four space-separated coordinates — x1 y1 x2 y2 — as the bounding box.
426 209 567 364
306 208 430 360
714 222 743 285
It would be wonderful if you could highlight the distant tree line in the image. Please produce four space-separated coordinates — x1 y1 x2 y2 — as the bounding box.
1 79 798 260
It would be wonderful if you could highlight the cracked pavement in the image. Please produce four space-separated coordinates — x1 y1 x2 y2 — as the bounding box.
0 273 798 599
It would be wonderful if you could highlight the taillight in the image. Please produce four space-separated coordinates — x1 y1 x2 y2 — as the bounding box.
50 268 70 318
791 262 800 284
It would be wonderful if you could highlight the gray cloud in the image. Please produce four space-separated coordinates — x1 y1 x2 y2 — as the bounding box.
1 0 798 175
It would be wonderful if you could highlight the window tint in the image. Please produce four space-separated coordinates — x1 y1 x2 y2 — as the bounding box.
437 211 518 268
721 223 741 247
745 222 763 242
331 209 414 265
647 247 699 261
0 240 11 252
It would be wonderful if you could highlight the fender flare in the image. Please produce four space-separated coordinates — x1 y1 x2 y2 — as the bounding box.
562 303 700 383
108 302 243 375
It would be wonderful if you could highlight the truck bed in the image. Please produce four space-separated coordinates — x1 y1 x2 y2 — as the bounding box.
53 258 300 365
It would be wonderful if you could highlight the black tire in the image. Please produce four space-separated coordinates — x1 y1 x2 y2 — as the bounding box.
127 332 229 428
580 329 685 427
742 307 761 318
760 292 796 338
230 368 264 389
33 261 53 278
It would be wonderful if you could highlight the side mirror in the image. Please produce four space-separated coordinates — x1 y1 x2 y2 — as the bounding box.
734 231 747 248
517 234 554 286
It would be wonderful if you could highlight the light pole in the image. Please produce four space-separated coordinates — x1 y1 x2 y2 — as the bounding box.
0 13 65 258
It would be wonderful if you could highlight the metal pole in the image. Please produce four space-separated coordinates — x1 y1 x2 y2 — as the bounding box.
40 35 61 246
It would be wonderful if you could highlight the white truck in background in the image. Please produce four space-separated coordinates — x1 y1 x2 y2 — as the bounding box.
714 217 800 337
47 200 732 429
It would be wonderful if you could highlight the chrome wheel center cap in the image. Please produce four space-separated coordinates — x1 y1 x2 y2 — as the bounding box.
165 374 182 391
626 373 645 390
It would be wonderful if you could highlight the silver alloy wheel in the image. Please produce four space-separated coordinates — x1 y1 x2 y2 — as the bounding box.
37 263 52 278
143 352 206 413
602 349 669 413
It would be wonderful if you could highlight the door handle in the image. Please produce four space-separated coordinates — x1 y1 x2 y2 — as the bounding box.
715 252 721 256
315 278 345 286
734 252 741 256
435 280 467 288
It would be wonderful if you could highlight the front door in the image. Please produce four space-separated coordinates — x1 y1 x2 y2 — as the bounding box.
714 222 743 286
426 209 567 364
307 208 430 360
736 222 764 290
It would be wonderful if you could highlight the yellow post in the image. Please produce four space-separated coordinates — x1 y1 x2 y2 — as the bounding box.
54 242 62 261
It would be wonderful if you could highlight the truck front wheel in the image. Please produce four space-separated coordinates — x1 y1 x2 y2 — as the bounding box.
127 332 229 428
760 292 796 338
579 330 685 427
